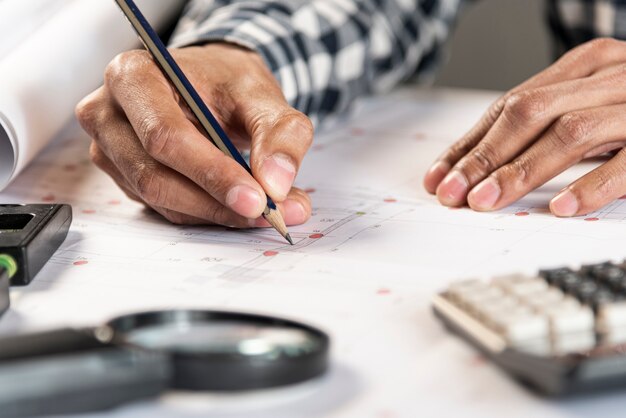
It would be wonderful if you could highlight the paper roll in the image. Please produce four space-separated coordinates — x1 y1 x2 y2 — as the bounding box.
0 0 187 190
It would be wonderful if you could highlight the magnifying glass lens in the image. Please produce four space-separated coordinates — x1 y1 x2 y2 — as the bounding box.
107 311 330 390
125 321 318 357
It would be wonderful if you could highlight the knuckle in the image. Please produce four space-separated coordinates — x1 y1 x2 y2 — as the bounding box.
508 158 533 188
75 96 103 135
593 169 616 200
139 118 176 157
89 142 105 167
278 110 314 150
502 91 546 125
587 37 620 55
553 112 594 149
487 95 508 123
462 142 500 175
133 166 165 206
104 50 150 86
195 155 231 196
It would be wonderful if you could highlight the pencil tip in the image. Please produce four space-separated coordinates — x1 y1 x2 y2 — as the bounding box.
286 233 294 245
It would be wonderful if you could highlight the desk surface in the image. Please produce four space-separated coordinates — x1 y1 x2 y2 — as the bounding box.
1 88 626 418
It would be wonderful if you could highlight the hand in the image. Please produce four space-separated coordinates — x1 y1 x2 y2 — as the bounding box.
423 38 626 217
76 43 313 227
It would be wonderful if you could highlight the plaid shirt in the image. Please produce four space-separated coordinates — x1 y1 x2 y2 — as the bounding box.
170 0 626 126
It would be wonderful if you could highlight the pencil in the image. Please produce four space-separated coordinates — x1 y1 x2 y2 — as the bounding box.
113 0 293 245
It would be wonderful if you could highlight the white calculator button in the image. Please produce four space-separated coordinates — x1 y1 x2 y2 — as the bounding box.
525 288 565 311
456 287 505 312
542 297 581 314
548 306 594 335
507 278 549 298
491 274 534 290
492 313 550 343
597 301 626 330
447 279 487 302
478 298 526 322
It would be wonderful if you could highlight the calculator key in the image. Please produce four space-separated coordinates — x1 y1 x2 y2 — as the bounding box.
587 289 616 309
539 267 574 284
475 296 520 321
581 262 613 278
525 288 565 311
457 287 506 313
447 279 487 303
547 306 594 335
492 313 550 344
492 274 533 289
594 266 625 287
507 278 549 298
557 273 585 293
597 301 626 331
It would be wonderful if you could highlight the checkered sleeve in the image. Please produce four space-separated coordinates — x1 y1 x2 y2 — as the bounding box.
547 0 626 57
169 0 463 127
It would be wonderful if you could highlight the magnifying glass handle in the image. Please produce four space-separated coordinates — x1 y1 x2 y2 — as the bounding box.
0 328 171 417
0 328 106 361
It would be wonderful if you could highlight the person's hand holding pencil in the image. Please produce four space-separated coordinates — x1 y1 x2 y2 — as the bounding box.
77 43 313 228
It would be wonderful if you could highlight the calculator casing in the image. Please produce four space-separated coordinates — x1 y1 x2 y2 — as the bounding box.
433 293 626 396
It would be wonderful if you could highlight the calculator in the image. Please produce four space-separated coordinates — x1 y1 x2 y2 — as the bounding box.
433 262 626 396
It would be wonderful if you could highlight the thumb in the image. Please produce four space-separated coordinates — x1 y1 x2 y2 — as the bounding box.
245 104 314 202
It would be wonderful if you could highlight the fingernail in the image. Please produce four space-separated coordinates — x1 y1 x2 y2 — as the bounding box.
437 171 468 205
282 199 308 225
425 161 451 192
261 154 296 200
550 189 579 217
469 177 500 210
226 185 264 218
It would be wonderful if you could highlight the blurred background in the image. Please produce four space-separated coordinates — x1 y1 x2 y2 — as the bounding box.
435 0 552 91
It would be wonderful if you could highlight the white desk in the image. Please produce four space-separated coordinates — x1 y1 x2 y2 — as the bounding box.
1 88 625 418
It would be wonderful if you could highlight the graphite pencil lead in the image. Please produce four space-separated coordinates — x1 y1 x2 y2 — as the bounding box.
286 233 294 246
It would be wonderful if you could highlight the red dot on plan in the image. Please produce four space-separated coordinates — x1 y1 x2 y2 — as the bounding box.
585 217 600 222
108 200 121 205
515 212 529 217
263 251 279 257
73 260 89 266
350 127 365 136
42 194 55 202
82 209 96 215
309 233 324 239
384 198 397 203
377 288 391 295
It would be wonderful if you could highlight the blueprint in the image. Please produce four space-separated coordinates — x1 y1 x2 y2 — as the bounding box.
1 88 625 417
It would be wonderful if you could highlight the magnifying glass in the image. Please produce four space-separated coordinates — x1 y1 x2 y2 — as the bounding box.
0 310 330 417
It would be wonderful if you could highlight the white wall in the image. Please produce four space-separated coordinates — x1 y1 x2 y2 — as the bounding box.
435 0 552 91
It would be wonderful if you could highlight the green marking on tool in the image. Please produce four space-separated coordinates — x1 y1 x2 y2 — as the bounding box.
0 254 17 278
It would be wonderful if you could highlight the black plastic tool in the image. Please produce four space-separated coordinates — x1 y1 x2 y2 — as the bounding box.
0 204 72 286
